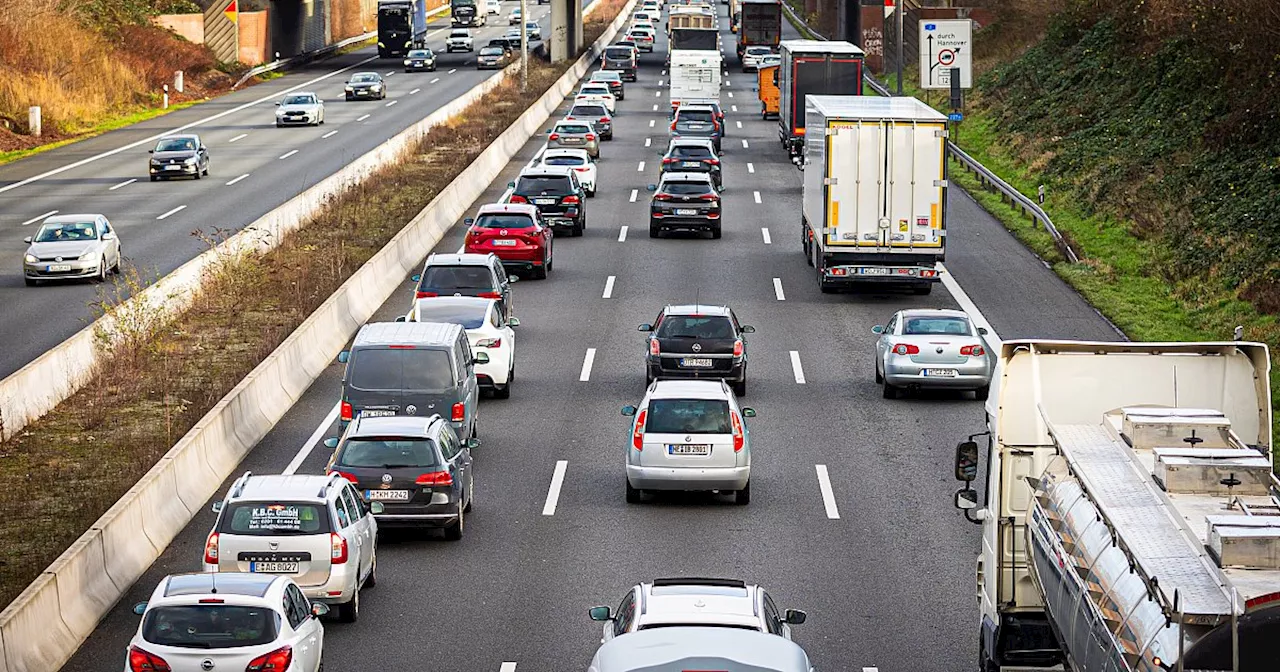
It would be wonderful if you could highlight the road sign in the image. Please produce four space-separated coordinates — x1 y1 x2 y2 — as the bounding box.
948 112 963 122
224 0 238 24
919 19 971 90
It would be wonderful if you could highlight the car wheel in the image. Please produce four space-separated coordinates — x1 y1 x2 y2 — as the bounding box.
974 384 990 401
150 176 158 182
572 221 583 237
464 475 474 512
587 186 596 198
882 381 899 399
649 220 661 238
24 278 36 287
365 553 378 588
193 169 201 180
275 122 282 128
732 378 746 397
711 226 722 240
625 478 642 504
913 284 934 295
346 95 353 101
734 481 750 505
337 586 360 623
443 505 465 541
95 258 108 283
875 362 884 384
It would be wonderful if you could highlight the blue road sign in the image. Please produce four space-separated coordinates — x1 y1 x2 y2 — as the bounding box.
948 112 964 122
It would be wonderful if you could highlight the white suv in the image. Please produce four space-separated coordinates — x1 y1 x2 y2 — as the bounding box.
446 28 474 52
589 578 807 643
621 379 754 504
203 472 379 622
127 572 326 672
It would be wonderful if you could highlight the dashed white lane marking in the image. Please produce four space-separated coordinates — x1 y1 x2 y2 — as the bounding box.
449 68 458 74
579 348 597 382
654 90 661 97
862 668 880 672
542 461 567 514
816 465 840 519
761 228 772 244
156 205 186 220
753 190 762 204
283 402 341 475
279 149 298 160
736 120 742 129
410 87 421 95
652 104 659 111
649 119 655 128
637 161 645 171
790 350 806 384
385 99 399 107
661 70 667 75
603 275 616 299
226 173 250 186
741 139 749 149
322 130 338 139
658 79 664 86
727 91 733 98
384 70 395 76
644 138 651 147
21 210 57 226
773 278 785 301
747 162 755 174
629 189 638 203
228 133 248 143
501 664 519 672
356 114 371 122
431 77 441 84
938 262 1003 347
618 225 629 242
109 179 136 191
731 105 738 112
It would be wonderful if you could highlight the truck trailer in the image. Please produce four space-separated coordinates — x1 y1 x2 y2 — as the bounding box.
799 96 946 294
951 339 1280 672
377 0 428 58
777 40 864 158
451 0 487 28
668 6 716 33
669 27 720 52
736 0 781 60
669 50 722 110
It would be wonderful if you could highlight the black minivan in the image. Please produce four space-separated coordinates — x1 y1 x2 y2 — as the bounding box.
601 44 637 81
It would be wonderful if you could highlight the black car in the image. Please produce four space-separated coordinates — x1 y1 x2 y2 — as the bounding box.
648 172 721 239
565 103 613 140
411 252 516 321
345 72 386 100
403 48 437 72
661 138 722 191
670 105 722 152
508 167 589 236
148 134 209 181
638 304 754 395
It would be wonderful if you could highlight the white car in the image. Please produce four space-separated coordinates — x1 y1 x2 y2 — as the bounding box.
508 7 522 24
275 91 324 126
642 0 661 12
575 83 617 113
536 148 597 197
741 46 774 72
406 297 517 397
126 573 327 672
525 20 542 40
633 10 658 25
590 578 806 643
446 28 474 52
486 0 501 14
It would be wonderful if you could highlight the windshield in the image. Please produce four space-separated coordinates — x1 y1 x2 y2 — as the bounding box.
142 606 279 649
660 181 713 196
351 73 378 83
451 30 470 37
480 47 504 55
592 72 620 81
645 399 732 434
422 265 495 289
408 50 432 57
282 95 315 105
155 137 196 152
34 222 97 242
337 438 441 468
348 348 456 391
747 47 771 55
902 316 973 336
516 175 572 193
658 315 733 339
475 213 536 230
580 85 610 94
543 155 586 166
414 301 490 327
219 502 331 536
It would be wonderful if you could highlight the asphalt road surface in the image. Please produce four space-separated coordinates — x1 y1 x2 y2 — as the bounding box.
0 0 573 380
60 4 1122 671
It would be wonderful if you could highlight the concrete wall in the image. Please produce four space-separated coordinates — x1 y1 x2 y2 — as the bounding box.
239 10 270 64
153 13 205 43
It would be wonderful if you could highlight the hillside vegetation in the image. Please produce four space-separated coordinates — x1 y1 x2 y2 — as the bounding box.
0 0 228 153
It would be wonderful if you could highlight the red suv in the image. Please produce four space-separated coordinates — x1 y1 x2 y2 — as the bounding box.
463 203 554 279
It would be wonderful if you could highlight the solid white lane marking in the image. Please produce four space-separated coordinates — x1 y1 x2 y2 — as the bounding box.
747 162 755 174
283 402 341 475
410 87 421 94
741 139 749 149
761 228 772 244
21 210 57 226
731 105 738 112
579 348 597 381
321 130 338 139
773 278 785 301
618 226 628 242
649 119 655 128
356 114 371 122
644 138 651 147
629 189 638 203
156 205 186 220
542 460 568 515
736 120 742 129
753 190 762 204
938 262 1003 348
109 179 136 191
385 99 399 107
501 664 518 672
637 161 645 171
225 173 250 186
603 275 616 299
431 77 441 84
790 351 806 384
279 149 298 160
449 68 458 74
228 133 248 143
816 465 840 519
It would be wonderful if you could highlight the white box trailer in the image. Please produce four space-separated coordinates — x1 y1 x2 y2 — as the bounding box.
800 95 947 294
669 50 722 108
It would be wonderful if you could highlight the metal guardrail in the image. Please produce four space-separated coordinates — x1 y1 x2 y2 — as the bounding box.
780 2 1080 264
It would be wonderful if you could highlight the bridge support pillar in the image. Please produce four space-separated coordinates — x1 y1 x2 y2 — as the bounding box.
550 0 583 63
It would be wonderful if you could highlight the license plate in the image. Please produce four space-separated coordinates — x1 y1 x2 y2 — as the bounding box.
365 489 410 501
674 208 698 216
859 267 890 275
250 561 298 573
413 61 423 66
164 165 181 170
493 239 517 246
668 444 711 455
687 123 708 130
923 369 958 377
680 357 713 367
360 410 396 417
46 264 72 272
534 198 556 204
681 161 701 168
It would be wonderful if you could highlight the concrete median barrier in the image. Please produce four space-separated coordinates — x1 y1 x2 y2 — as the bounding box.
50 532 124 641
0 574 76 672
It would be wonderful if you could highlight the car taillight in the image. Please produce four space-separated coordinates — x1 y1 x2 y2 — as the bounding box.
245 646 293 672
731 411 744 452
705 158 720 166
416 470 454 486
733 339 743 357
548 133 560 140
203 532 219 565
654 193 671 201
477 338 502 348
330 533 348 564
574 166 590 172
662 158 676 164
509 194 528 203
893 344 921 355
632 409 647 450
129 646 171 672
477 291 501 299
600 117 611 124
699 194 719 201
328 470 359 484
585 133 597 141
340 400 353 421
961 345 986 357
670 121 676 132
649 338 660 356
415 291 438 299
452 402 466 422
563 195 580 205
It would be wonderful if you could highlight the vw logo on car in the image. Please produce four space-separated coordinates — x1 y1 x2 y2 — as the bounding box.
406 404 417 415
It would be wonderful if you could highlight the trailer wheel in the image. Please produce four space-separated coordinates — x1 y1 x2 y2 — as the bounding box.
912 284 933 296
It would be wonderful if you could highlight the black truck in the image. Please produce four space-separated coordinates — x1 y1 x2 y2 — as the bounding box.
377 0 428 58
451 0 487 27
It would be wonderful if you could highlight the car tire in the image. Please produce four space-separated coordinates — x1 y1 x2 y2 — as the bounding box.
464 475 475 512
365 553 378 588
711 226 722 240
337 586 360 623
443 505 465 541
734 481 750 505
913 284 934 295
572 221 584 237
95 259 108 283
275 122 281 128
150 176 158 182
649 223 660 238
24 278 36 287
346 95 353 101
587 186 596 198
875 363 884 384
882 381 899 399
193 169 201 180
732 378 746 397
626 478 642 504
974 384 990 401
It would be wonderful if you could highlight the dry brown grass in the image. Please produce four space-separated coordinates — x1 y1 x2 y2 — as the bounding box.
0 0 626 611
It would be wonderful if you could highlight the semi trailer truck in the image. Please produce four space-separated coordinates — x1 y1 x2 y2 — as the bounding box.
451 0 487 27
777 39 864 158
736 0 781 60
377 0 428 58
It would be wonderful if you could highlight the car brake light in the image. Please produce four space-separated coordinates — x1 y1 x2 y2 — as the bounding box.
477 292 501 299
477 338 502 348
548 133 560 140
198 598 225 603
600 117 611 124
509 194 528 203
245 645 293 672
633 409 647 450
699 194 719 201
731 412 744 452
563 195 580 205
585 133 596 141
415 291 438 299
452 402 466 422
328 469 359 484
654 193 671 201
705 158 720 165
129 646 171 672
649 338 660 355
574 166 590 172
662 158 677 164
416 470 454 486
733 339 743 357
203 532 219 565
340 400 353 421
961 345 985 357
893 344 920 355
330 533 348 564
670 121 676 132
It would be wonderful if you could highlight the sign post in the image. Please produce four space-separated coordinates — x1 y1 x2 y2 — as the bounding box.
224 0 240 65
918 19 971 90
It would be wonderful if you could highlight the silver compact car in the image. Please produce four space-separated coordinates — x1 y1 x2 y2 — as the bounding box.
275 91 325 126
621 379 755 504
872 308 994 400
23 214 122 285
547 120 600 158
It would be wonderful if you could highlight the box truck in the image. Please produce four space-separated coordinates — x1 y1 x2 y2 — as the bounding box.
451 0 487 27
669 50 722 110
736 0 781 60
668 7 715 33
799 96 946 294
756 63 780 119
778 40 864 158
377 0 428 58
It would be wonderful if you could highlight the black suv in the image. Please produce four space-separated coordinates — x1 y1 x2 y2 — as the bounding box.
509 167 589 236
660 138 722 191
638 305 754 395
647 172 722 239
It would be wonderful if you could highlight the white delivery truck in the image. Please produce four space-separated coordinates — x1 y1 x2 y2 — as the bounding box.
950 339 1280 672
669 50 722 111
799 95 947 294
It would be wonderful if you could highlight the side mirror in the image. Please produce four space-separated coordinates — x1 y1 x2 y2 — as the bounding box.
646 184 657 191
741 407 756 418
508 317 521 327
783 608 807 625
508 275 519 283
337 351 350 364
210 501 224 514
323 437 339 449
508 181 516 188
411 274 422 283
23 236 32 244
978 327 989 335
473 352 490 364
740 325 755 334
955 440 980 482
637 323 653 331
621 405 637 416
275 102 281 106
955 488 979 510
311 602 331 617
464 217 475 225
132 602 148 616
871 325 884 334
395 315 407 322
588 606 612 621
147 149 154 154
369 501 385 515
465 437 481 449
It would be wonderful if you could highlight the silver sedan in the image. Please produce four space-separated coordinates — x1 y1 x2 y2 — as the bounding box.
872 308 994 399
22 214 122 286
275 92 325 126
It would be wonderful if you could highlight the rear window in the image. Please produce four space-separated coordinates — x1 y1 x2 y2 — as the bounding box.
142 606 279 649
677 110 715 123
604 47 634 60
903 316 972 336
660 181 713 196
220 502 331 535
414 302 489 328
556 123 593 134
475 213 536 229
649 584 750 597
348 348 456 391
516 175 572 193
658 315 733 338
570 105 608 117
422 265 496 290
336 438 441 469
645 399 732 434
543 154 586 166
670 145 713 159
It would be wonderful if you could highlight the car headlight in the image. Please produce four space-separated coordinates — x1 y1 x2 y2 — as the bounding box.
183 156 198 165
24 253 37 264
79 249 96 260
275 109 285 116
345 86 353 92
404 59 411 65
372 84 383 90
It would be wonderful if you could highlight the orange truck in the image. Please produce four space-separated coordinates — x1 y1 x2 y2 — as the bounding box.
756 63 779 119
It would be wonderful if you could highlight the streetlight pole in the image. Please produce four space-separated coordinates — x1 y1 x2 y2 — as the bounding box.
895 0 904 95
520 0 529 92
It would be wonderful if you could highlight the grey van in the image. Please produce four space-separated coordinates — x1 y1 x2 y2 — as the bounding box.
337 322 488 441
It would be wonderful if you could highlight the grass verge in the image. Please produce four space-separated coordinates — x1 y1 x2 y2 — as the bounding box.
0 100 203 166
0 0 628 610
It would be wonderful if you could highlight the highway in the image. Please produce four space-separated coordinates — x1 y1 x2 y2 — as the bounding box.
60 5 1122 671
0 0 572 381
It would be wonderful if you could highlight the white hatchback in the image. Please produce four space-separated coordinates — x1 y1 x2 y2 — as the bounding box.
621 379 754 504
575 83 617 113
536 148 597 196
405 296 518 398
126 572 326 672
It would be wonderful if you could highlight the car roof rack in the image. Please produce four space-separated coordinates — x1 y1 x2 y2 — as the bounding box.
651 577 747 588
230 471 253 499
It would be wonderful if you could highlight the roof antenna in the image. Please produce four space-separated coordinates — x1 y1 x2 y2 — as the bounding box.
210 573 217 594
695 287 700 314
